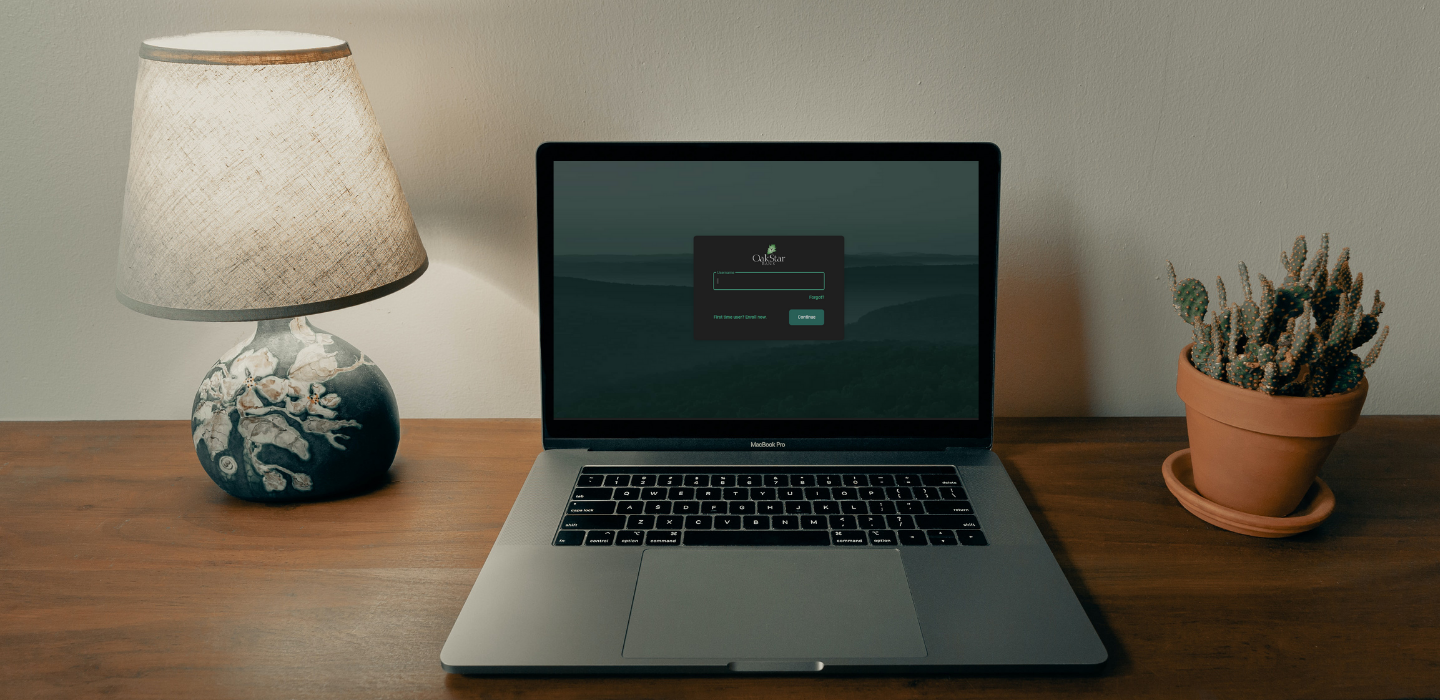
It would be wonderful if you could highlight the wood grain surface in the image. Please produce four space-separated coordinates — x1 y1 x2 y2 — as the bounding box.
1 418 1437 699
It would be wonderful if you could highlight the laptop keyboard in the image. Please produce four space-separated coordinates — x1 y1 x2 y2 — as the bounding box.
552 466 987 547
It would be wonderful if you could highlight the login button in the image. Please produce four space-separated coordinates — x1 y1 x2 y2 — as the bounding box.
788 309 825 326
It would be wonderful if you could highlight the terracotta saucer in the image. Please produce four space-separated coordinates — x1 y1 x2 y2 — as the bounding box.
1162 448 1335 538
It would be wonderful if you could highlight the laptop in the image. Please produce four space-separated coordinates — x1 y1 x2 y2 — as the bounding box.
440 142 1107 674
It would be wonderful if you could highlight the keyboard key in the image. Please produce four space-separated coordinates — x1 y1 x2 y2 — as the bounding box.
645 530 681 545
668 487 695 500
554 530 585 545
816 475 841 487
777 488 804 500
859 487 885 500
712 475 736 487
897 530 927 546
561 515 625 529
685 516 712 529
868 501 896 514
657 475 682 486
758 501 783 515
927 529 959 545
715 515 742 529
642 488 667 500
697 487 723 500
657 515 683 529
615 530 645 546
886 487 913 500
813 501 839 515
841 502 867 514
785 501 812 514
922 474 961 487
828 515 857 529
743 516 770 530
895 474 922 486
832 487 858 500
567 501 616 514
750 487 777 500
615 487 641 500
861 515 887 529
924 501 974 515
792 475 816 487
896 501 923 514
867 529 898 545
616 500 643 514
723 488 749 500
570 487 613 500
915 514 981 529
701 501 726 514
728 501 755 515
672 501 699 515
913 487 939 500
584 530 615 546
800 516 827 530
644 501 672 514
773 515 799 529
738 474 762 487
684 475 710 487
959 531 989 546
632 475 657 487
684 531 829 546
627 514 655 529
578 474 605 486
602 475 629 487
764 474 789 487
886 514 915 529
832 530 867 545
804 488 831 500
940 487 969 500
843 475 868 486
868 475 895 486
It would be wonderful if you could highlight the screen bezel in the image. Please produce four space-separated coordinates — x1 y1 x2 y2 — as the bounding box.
538 142 999 451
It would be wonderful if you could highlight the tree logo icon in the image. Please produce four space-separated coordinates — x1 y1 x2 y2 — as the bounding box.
766 244 777 254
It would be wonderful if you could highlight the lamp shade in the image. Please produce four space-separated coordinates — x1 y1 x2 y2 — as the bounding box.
116 30 427 321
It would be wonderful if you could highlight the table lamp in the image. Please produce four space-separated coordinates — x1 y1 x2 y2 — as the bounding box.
115 31 427 501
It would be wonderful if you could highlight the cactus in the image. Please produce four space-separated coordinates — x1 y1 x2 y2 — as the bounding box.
1166 234 1389 397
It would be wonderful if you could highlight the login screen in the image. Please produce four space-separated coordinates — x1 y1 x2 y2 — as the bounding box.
693 235 845 341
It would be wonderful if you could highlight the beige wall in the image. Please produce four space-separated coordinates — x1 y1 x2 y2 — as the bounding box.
3 0 1437 419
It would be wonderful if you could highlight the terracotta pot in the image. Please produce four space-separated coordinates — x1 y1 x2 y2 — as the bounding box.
1175 344 1367 517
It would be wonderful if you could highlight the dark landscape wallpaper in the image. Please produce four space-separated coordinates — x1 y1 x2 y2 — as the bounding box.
552 161 981 420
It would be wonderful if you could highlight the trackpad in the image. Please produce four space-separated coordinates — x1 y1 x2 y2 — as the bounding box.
623 548 927 659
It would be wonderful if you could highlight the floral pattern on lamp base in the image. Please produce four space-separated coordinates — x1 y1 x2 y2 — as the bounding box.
191 317 400 502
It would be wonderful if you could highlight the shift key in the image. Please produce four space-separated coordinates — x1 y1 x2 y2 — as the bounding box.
561 515 626 529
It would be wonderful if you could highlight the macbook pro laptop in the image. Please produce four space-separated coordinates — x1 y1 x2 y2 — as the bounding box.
441 142 1107 674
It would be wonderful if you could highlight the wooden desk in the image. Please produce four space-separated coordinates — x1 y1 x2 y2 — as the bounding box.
2 418 1437 698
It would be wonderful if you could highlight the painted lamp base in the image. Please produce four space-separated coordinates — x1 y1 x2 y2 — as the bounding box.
191 317 400 502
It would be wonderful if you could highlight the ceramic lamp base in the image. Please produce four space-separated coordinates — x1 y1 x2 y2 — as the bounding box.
191 317 400 501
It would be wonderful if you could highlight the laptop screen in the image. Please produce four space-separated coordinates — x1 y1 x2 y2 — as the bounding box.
539 143 998 448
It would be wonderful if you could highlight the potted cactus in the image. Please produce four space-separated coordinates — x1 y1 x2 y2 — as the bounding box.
1166 234 1389 521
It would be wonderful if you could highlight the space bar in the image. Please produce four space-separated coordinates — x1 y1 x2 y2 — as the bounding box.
683 531 830 546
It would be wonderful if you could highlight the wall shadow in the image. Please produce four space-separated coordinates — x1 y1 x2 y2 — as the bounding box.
994 193 1092 416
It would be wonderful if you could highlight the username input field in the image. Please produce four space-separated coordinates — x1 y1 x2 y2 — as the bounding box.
711 271 827 291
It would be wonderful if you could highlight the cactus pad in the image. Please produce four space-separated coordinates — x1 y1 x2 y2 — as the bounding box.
1172 278 1209 325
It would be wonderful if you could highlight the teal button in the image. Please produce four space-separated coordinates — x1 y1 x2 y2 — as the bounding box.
789 309 824 326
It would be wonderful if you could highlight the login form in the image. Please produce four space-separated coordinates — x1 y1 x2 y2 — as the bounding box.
693 235 845 340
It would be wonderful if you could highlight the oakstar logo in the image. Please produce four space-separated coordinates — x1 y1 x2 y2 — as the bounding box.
753 243 785 266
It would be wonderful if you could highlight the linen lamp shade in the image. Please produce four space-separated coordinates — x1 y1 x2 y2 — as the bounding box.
116 30 427 321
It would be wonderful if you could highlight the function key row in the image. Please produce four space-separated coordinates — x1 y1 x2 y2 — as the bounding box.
570 486 967 502
554 528 987 547
575 473 961 488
